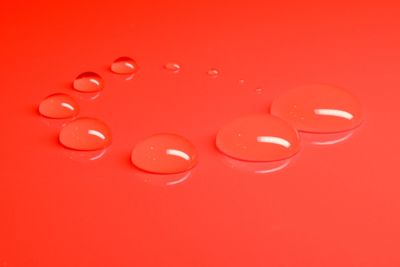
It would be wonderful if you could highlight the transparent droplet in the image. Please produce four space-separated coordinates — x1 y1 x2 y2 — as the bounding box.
255 87 263 94
271 84 363 133
111 56 138 74
59 118 112 150
216 114 300 161
39 93 79 119
131 133 198 174
164 63 181 72
207 68 220 77
239 79 245 84
73 72 104 92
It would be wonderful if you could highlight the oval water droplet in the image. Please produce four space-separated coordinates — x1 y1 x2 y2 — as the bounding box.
207 68 219 77
255 87 263 94
111 56 138 74
131 133 198 174
39 93 79 119
271 84 363 133
59 118 112 150
73 72 104 92
216 114 300 161
164 62 181 72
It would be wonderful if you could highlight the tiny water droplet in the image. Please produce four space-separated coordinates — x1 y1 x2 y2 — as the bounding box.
164 63 181 72
216 114 300 161
207 68 220 77
59 118 112 150
111 56 138 74
255 87 263 94
239 79 245 84
271 84 363 133
131 133 197 174
73 72 104 92
39 93 79 119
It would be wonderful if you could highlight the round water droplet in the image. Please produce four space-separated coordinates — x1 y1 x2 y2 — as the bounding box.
164 63 181 72
39 93 79 119
216 114 300 162
239 79 245 84
111 56 138 74
271 84 363 133
207 68 219 77
131 134 198 174
73 72 104 92
59 118 112 150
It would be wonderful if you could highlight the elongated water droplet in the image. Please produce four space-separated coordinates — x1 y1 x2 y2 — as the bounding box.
131 133 197 174
59 118 112 150
111 56 138 74
271 84 363 133
39 93 79 119
164 63 181 72
73 72 104 92
216 114 300 161
255 87 263 94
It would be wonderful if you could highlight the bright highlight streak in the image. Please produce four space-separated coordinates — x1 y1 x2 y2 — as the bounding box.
256 136 291 148
166 149 191 161
60 103 74 111
89 78 100 86
88 130 106 140
314 109 354 120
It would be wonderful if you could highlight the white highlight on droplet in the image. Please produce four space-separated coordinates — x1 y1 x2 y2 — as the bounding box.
60 102 75 111
166 149 190 161
88 129 106 140
256 136 291 148
314 108 354 120
89 78 100 86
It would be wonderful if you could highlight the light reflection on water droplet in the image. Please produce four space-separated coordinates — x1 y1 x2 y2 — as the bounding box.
111 56 138 74
62 148 108 162
164 62 181 73
207 68 220 77
222 155 292 174
73 72 104 92
301 130 355 146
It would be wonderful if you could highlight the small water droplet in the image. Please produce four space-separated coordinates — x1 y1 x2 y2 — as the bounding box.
164 63 181 72
239 79 245 84
271 84 363 133
216 114 300 161
73 72 104 92
207 68 220 77
111 56 138 74
255 87 263 94
131 133 197 174
59 118 112 150
39 93 79 119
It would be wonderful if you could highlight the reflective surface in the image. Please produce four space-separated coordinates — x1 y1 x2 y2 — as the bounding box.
131 133 198 174
271 84 363 133
216 114 300 161
59 118 112 150
38 93 79 119
2 1 400 267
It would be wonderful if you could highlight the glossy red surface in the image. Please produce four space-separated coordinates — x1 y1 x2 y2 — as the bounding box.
2 1 400 266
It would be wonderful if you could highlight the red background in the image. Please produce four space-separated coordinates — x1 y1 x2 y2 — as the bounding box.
1 1 400 266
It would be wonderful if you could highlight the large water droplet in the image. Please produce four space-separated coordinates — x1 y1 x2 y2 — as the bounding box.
216 114 300 161
164 63 181 73
39 93 79 119
271 84 363 133
73 72 104 92
59 118 112 150
111 56 138 74
131 133 198 174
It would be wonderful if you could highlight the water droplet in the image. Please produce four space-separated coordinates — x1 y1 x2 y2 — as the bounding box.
131 133 197 174
39 93 79 119
164 62 181 73
73 72 104 92
111 56 138 74
59 118 112 150
207 68 219 77
239 79 245 84
216 114 300 161
271 84 363 133
255 87 263 94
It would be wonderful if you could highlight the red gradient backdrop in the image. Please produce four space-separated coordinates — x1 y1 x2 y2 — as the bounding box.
1 1 400 266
